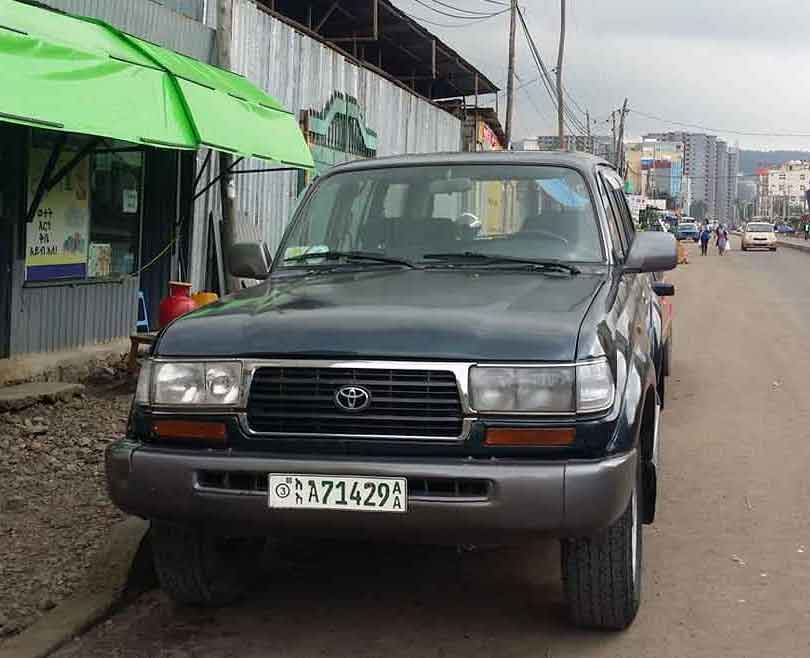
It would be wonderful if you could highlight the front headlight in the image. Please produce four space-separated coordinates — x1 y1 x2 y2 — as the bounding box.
135 360 243 406
469 359 614 413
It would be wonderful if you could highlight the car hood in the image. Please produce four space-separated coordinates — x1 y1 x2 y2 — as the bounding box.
156 268 606 362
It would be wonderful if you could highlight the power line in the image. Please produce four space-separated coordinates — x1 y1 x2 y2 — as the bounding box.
401 7 508 27
515 6 587 136
410 0 506 20
629 108 810 139
425 0 505 16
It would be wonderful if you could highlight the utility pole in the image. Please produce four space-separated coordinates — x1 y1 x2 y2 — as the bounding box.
586 109 592 153
504 0 517 148
556 0 566 147
216 0 238 293
611 110 617 166
616 98 628 176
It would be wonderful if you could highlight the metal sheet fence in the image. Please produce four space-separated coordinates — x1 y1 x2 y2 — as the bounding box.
188 0 462 289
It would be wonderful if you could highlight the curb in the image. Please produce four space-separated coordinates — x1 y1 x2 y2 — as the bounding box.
0 517 150 658
777 239 810 254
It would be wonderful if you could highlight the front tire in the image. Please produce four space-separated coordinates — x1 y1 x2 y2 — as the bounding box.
151 522 264 606
561 461 642 630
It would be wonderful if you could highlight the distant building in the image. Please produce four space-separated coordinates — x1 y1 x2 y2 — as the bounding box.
518 135 613 160
758 161 810 219
624 140 685 205
644 131 720 220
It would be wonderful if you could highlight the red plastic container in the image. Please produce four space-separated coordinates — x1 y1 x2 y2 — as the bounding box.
158 281 199 328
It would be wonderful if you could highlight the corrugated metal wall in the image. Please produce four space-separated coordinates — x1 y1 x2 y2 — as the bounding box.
9 262 138 355
188 0 462 289
43 0 215 62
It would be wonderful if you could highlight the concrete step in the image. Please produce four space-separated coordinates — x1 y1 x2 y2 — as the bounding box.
0 382 85 412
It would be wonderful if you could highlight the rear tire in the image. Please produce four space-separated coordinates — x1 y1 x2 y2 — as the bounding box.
561 459 642 630
151 522 264 606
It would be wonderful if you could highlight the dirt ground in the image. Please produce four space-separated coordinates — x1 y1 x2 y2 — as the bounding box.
0 378 130 640
53 240 810 657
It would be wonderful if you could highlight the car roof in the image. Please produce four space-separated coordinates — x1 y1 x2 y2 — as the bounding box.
327 150 615 175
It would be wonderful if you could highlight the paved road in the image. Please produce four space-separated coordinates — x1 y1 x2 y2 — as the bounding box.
57 240 810 658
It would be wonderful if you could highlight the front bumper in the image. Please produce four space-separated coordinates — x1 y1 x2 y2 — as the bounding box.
106 441 637 542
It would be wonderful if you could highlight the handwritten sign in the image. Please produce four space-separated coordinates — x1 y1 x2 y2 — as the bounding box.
25 148 90 281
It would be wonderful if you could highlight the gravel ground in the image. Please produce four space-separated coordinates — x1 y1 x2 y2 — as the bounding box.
0 376 131 641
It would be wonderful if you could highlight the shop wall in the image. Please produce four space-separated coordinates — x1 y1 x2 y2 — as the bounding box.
188 0 463 289
8 273 138 356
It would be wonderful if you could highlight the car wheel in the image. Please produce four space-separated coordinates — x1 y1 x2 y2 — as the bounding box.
561 458 643 630
151 522 264 606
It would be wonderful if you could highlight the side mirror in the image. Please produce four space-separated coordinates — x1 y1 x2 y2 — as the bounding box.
652 281 675 297
228 242 272 280
624 232 677 274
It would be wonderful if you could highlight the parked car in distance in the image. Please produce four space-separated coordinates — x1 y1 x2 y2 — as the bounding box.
774 223 795 235
741 222 777 251
106 151 677 631
676 221 699 241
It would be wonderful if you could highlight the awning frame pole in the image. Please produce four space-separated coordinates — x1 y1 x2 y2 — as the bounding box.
192 156 244 201
193 148 212 192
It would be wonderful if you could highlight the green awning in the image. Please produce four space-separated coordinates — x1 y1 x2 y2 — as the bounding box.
0 0 314 169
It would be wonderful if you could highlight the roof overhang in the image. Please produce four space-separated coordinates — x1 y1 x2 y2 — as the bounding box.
259 0 498 101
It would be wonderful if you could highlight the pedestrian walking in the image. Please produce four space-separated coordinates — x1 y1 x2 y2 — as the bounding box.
716 224 729 256
699 224 711 256
804 220 809 240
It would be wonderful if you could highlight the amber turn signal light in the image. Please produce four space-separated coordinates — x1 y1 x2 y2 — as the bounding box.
484 427 575 447
152 420 227 441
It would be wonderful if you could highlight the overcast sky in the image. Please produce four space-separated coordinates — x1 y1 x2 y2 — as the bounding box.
393 0 810 151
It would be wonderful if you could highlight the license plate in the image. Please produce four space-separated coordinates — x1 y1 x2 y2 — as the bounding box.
268 474 408 513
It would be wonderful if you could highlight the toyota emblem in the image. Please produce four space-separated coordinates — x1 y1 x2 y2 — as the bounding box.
334 385 371 412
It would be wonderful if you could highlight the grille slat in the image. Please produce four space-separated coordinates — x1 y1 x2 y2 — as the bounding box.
196 470 489 500
247 367 463 438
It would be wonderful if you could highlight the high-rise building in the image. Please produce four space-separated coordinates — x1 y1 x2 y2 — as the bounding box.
714 140 728 222
726 148 740 224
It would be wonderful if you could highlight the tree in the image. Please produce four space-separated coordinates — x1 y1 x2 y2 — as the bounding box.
690 200 707 221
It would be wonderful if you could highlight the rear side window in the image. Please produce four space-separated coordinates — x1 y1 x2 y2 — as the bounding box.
604 172 635 247
598 172 628 258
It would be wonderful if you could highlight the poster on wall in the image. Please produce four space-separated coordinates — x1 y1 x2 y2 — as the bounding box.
25 148 90 281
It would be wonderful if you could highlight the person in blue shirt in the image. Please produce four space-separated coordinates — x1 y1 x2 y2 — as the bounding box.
699 223 712 256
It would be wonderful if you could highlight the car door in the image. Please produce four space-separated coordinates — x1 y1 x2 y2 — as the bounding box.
601 169 657 376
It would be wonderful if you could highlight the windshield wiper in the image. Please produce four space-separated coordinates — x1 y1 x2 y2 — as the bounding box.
283 250 417 269
422 252 580 274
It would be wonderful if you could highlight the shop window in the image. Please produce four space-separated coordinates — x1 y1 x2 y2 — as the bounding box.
25 132 143 282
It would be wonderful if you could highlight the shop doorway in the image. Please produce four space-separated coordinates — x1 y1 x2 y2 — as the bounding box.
0 215 10 359
0 126 23 359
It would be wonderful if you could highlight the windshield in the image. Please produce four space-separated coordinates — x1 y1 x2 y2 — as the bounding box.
746 223 773 233
679 223 697 230
277 165 604 268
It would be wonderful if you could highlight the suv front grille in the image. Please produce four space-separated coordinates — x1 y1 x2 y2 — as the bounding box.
246 367 463 438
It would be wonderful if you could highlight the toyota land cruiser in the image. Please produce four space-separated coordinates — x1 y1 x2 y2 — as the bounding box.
106 151 676 630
